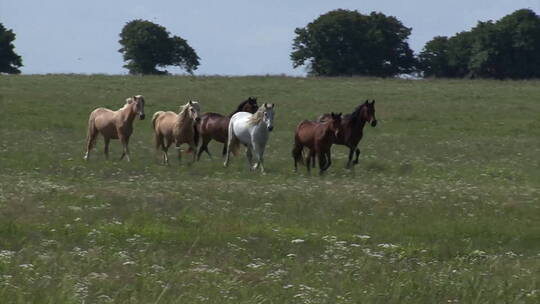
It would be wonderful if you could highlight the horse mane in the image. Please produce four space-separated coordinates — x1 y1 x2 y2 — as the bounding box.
176 101 199 128
348 103 366 125
228 98 254 117
247 107 265 126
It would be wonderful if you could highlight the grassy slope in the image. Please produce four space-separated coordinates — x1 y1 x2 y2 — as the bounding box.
0 75 539 303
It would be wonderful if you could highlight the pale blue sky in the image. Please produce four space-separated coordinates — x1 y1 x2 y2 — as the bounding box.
2 0 539 75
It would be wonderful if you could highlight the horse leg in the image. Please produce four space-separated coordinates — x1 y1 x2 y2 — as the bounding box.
103 137 110 160
197 137 211 161
353 147 360 165
190 142 197 163
292 144 302 173
175 141 182 164
163 140 172 165
221 144 227 158
318 151 327 175
346 147 355 169
323 149 332 171
119 135 131 162
252 142 266 173
246 146 254 169
307 150 315 174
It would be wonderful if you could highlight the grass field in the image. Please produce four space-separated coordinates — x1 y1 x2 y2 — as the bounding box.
1 75 539 303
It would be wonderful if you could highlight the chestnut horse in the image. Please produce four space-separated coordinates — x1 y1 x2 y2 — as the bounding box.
196 97 259 160
318 100 377 168
84 95 146 162
293 112 342 174
152 101 201 165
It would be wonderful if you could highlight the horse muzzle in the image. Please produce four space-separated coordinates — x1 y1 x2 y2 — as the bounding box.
371 120 377 127
268 126 274 132
140 114 146 120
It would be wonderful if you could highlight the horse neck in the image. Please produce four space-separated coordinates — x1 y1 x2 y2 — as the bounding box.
176 109 194 130
350 108 368 129
119 104 137 122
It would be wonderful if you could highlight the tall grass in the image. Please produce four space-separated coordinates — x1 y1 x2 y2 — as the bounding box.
0 75 539 303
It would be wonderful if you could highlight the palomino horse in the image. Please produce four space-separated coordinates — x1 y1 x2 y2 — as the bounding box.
292 112 342 174
224 103 275 173
196 97 259 160
84 95 146 161
152 101 201 165
318 100 377 168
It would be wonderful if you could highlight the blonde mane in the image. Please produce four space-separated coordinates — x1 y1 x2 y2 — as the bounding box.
247 107 265 126
120 95 144 111
175 101 200 128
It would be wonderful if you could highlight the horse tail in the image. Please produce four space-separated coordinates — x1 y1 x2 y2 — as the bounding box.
227 119 241 156
86 111 98 150
292 136 305 166
152 111 163 130
152 111 164 150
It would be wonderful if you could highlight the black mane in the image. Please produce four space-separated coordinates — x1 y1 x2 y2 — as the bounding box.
348 103 366 125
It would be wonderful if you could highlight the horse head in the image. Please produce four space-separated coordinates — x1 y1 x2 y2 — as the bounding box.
244 97 259 114
362 100 377 127
188 100 201 122
127 95 146 120
262 103 275 132
329 112 343 136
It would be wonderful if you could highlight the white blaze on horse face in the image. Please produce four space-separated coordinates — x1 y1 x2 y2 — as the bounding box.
263 108 274 131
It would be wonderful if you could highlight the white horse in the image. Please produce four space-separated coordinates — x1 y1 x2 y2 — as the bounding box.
224 103 275 172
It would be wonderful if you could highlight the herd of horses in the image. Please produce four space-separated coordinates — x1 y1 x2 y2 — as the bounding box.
84 95 377 174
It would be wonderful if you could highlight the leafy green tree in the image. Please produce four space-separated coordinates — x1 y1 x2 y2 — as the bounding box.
446 31 475 78
418 36 450 77
472 9 540 79
419 9 540 79
419 31 475 78
119 20 199 75
0 23 23 74
291 9 416 77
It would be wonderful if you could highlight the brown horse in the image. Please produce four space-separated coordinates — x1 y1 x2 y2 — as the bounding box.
318 100 377 168
292 112 343 174
84 95 146 162
196 97 258 160
152 100 201 165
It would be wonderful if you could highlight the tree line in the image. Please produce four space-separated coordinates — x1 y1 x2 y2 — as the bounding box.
1 8 539 79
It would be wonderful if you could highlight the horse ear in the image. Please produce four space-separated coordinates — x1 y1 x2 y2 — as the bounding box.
371 100 375 105
364 100 369 105
126 97 133 104
189 100 193 105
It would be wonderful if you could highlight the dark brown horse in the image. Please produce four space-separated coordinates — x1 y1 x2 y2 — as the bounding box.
196 97 259 160
318 100 377 168
292 112 343 174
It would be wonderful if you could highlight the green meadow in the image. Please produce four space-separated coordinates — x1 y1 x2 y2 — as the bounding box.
0 75 539 303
